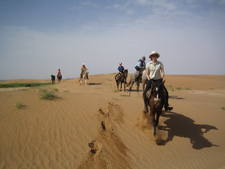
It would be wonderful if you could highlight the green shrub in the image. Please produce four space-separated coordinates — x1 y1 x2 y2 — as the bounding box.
16 102 26 109
0 83 52 88
39 88 57 100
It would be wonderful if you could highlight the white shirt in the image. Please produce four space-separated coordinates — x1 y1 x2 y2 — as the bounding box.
146 60 164 80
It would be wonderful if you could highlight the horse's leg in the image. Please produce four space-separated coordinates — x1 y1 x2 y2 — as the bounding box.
137 82 140 96
153 109 162 136
129 81 134 97
153 113 157 136
124 82 126 91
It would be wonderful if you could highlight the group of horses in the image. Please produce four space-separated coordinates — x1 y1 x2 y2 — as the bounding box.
51 74 62 84
51 69 166 137
51 69 89 86
115 70 166 136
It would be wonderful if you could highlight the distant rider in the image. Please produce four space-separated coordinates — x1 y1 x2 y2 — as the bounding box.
79 63 88 81
135 56 146 81
117 62 126 83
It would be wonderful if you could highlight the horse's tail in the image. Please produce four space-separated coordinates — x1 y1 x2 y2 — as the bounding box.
126 79 131 87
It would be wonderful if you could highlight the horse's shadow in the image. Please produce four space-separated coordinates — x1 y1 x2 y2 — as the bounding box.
88 83 102 86
157 111 218 149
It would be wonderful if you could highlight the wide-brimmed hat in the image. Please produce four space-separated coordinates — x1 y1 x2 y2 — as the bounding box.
149 51 160 59
82 63 85 65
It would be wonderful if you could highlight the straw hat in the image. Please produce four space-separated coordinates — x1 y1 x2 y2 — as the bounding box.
149 51 160 59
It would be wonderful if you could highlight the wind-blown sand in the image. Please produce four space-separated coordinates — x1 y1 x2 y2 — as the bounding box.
0 74 225 169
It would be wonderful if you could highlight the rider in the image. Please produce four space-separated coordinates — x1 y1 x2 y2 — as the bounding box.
80 63 88 81
117 63 126 83
135 56 146 81
143 51 173 113
57 69 61 75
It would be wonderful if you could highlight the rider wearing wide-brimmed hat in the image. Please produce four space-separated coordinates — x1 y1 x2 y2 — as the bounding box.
143 51 173 113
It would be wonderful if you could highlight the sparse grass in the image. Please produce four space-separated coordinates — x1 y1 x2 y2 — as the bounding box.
39 88 57 100
54 88 59 92
221 106 225 111
167 85 175 91
185 88 191 90
63 90 70 93
16 102 26 109
176 87 182 91
0 83 52 88
120 94 129 97
113 89 118 93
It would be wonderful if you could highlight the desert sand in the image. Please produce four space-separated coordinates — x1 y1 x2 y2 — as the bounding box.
0 74 225 169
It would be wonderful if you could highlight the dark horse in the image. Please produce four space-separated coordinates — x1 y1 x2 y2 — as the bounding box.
51 75 55 84
115 69 128 91
146 80 165 136
57 74 62 83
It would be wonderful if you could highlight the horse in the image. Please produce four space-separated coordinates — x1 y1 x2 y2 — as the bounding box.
51 75 55 84
115 69 128 91
126 69 144 96
146 80 165 136
142 70 147 91
81 69 89 86
57 74 62 83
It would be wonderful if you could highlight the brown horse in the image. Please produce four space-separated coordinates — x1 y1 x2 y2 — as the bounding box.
115 69 128 91
146 80 165 136
57 74 62 83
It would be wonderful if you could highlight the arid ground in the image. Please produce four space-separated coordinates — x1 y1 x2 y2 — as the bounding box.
1 74 225 169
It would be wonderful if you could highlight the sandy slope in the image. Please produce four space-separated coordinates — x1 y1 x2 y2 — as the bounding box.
0 74 225 169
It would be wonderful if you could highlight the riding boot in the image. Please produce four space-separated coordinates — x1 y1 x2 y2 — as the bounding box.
163 88 173 112
143 97 149 113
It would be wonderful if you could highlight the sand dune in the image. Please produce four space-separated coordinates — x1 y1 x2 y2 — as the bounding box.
0 74 225 169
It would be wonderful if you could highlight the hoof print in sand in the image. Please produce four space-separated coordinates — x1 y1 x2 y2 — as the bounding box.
101 121 106 130
98 108 104 115
88 140 100 155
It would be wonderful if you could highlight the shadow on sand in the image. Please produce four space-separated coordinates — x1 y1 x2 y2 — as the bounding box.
88 83 103 86
169 95 185 100
157 111 218 149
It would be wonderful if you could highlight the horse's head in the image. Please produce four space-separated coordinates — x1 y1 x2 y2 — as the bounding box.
151 80 165 107
123 69 128 77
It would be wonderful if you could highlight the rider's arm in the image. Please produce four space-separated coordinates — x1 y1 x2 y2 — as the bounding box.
161 67 165 79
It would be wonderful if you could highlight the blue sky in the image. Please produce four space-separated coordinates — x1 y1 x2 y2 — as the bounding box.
0 0 225 80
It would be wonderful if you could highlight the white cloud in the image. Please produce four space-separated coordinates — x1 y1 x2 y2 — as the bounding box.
80 1 98 8
70 1 98 10
133 0 176 10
